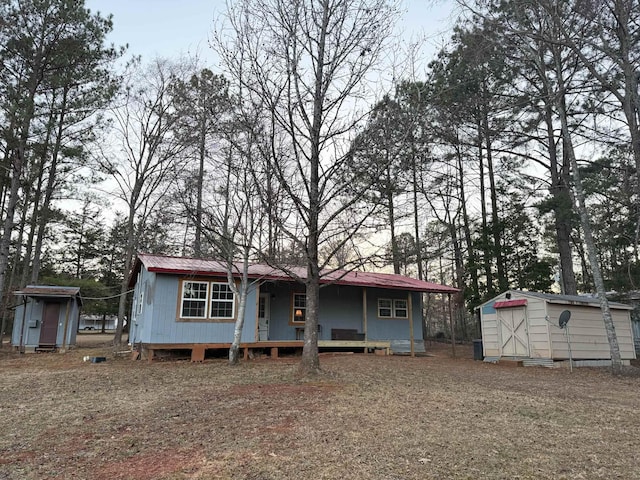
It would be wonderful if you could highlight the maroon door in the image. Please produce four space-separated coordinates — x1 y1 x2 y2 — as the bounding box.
39 302 60 346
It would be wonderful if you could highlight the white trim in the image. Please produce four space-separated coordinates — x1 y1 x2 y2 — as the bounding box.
180 280 209 319
209 281 235 320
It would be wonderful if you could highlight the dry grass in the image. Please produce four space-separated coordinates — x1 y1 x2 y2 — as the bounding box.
1 336 639 479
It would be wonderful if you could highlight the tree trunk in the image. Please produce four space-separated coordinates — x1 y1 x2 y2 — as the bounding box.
411 151 424 280
114 206 136 346
0 55 41 306
554 54 622 373
194 111 206 257
386 167 400 275
476 118 494 296
482 106 507 292
228 274 248 365
457 141 480 302
544 101 577 295
31 88 69 283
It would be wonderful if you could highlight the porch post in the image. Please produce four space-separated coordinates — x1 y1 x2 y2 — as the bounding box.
61 299 71 352
408 292 414 357
362 287 367 340
448 293 456 358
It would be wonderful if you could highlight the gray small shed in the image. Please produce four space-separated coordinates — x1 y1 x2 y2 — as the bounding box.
12 285 83 352
479 291 636 365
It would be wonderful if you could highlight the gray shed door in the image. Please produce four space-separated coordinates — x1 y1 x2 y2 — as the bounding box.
498 307 528 357
39 302 60 346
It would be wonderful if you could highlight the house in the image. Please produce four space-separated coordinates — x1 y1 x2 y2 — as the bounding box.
479 290 636 366
11 285 83 352
128 253 459 361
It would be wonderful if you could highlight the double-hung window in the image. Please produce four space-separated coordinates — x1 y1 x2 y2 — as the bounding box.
179 280 236 321
210 282 235 319
292 293 306 323
180 281 209 319
378 298 408 319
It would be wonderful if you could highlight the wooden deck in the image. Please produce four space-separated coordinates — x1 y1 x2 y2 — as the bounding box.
143 339 391 362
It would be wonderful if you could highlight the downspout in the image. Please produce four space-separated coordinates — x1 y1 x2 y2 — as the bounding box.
449 293 456 358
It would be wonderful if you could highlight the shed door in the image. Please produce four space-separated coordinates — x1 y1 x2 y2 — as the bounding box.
39 302 60 346
498 307 528 357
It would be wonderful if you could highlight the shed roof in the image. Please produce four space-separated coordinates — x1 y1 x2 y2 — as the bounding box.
14 285 83 305
15 285 80 296
130 253 459 294
482 290 632 310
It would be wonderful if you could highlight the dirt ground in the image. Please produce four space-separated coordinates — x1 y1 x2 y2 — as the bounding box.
1 336 639 480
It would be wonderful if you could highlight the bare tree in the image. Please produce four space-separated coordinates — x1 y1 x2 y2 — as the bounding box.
99 58 190 346
215 0 400 374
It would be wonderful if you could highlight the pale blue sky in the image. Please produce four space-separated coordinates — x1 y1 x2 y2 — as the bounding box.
85 0 458 69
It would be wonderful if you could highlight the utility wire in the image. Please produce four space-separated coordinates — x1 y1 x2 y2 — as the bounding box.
81 289 135 301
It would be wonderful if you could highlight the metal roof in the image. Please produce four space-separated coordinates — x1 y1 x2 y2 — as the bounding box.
15 285 80 296
494 299 527 309
14 285 82 304
481 290 632 310
130 253 459 294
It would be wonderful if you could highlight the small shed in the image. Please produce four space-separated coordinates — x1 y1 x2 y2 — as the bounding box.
479 290 636 366
11 285 83 352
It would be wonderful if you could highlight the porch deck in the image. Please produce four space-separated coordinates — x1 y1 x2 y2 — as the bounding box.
143 339 391 362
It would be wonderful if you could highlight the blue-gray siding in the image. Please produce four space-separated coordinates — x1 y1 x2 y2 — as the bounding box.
131 267 424 345
130 269 258 344
11 299 79 348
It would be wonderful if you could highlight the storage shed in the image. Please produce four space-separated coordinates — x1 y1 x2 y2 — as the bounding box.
11 285 83 352
479 291 636 366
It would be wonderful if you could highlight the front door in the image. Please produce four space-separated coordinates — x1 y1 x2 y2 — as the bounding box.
498 307 529 357
258 294 270 341
39 302 60 346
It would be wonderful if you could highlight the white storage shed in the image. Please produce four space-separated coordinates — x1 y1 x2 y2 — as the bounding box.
479 291 636 366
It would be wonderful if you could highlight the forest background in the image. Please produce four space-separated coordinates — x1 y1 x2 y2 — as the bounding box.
1 0 638 350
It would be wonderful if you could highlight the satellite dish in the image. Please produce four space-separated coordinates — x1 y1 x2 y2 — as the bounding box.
559 310 571 329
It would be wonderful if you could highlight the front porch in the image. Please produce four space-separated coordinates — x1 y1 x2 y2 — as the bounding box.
142 339 392 362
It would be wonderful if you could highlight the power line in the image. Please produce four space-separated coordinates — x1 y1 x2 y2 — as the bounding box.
81 289 135 301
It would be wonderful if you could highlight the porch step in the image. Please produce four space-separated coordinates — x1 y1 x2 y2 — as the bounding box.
35 344 57 352
390 340 426 354
497 358 523 367
522 358 556 368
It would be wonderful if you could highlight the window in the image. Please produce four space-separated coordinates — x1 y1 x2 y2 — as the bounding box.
210 282 235 319
393 299 408 318
137 291 144 316
292 293 306 323
180 281 209 318
378 299 392 318
378 298 408 318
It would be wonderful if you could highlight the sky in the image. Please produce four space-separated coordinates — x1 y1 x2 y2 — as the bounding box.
84 0 459 72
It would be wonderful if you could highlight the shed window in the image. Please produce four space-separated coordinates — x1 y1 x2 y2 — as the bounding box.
181 281 209 318
378 298 408 318
210 282 235 319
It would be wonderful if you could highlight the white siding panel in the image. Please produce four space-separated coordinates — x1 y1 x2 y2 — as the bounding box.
481 313 500 357
522 297 551 358
548 304 635 360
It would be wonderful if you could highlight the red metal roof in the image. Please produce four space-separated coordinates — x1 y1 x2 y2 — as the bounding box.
130 253 459 293
494 299 527 309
